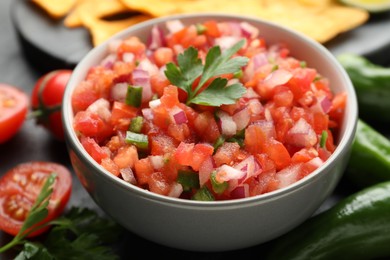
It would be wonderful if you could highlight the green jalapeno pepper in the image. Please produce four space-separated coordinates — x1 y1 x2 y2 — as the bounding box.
265 181 390 260
345 119 390 188
338 53 390 123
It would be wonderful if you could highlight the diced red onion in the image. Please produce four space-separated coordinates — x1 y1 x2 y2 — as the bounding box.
286 118 317 147
243 87 260 99
148 25 166 50
100 53 116 69
137 58 159 76
228 22 243 37
168 183 183 198
107 39 121 53
240 22 259 39
120 167 137 185
110 83 128 102
142 108 154 120
166 19 184 34
169 106 188 124
199 156 214 186
248 99 264 115
234 155 260 183
232 107 250 131
217 110 237 136
216 165 245 183
252 53 269 69
263 69 293 88
132 69 153 102
276 164 301 189
86 98 111 122
230 184 249 199
215 36 241 51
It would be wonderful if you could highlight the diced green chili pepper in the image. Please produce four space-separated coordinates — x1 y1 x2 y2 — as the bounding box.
125 131 148 150
344 119 390 188
210 171 228 194
265 181 390 260
129 116 144 133
195 23 207 34
338 53 390 123
233 69 243 79
177 170 200 192
126 85 142 108
191 186 215 201
213 135 225 151
319 130 328 148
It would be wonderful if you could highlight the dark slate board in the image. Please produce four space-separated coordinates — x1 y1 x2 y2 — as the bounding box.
11 0 390 74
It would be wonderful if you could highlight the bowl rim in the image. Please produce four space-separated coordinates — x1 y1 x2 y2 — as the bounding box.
62 12 358 208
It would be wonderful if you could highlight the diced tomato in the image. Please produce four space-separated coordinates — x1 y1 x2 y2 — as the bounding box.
191 143 214 171
152 105 170 129
213 142 240 167
153 47 174 67
328 91 347 126
80 136 110 163
194 111 220 143
167 123 191 142
113 145 139 169
291 147 318 163
134 157 154 186
110 101 138 131
287 68 317 100
149 134 177 155
150 73 170 97
117 36 146 60
71 81 100 113
101 158 120 176
161 85 180 108
148 171 171 195
263 138 291 171
244 121 276 154
203 20 221 38
73 111 114 142
174 142 194 166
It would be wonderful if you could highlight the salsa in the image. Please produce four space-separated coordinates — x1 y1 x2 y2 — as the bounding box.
72 19 346 201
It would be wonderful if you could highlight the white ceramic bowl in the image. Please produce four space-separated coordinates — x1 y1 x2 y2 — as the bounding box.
62 13 358 252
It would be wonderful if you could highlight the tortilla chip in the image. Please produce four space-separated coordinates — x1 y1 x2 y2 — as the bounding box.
82 14 151 46
31 0 77 19
64 0 129 28
119 0 369 43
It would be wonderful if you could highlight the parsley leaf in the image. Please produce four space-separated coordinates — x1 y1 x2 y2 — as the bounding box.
191 78 246 106
165 39 249 106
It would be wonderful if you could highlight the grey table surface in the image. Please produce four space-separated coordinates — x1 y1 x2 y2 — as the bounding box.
1 0 390 258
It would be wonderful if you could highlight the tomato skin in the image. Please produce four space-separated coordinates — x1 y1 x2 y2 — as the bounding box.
31 70 73 141
0 161 72 237
0 84 29 144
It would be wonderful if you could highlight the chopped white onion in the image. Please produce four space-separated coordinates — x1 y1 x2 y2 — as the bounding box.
149 155 164 170
123 52 135 64
215 165 245 183
120 167 137 184
86 98 111 122
263 69 293 88
166 19 184 34
215 36 241 51
168 183 183 198
232 107 250 131
149 99 161 109
110 82 128 102
216 110 237 136
286 118 317 147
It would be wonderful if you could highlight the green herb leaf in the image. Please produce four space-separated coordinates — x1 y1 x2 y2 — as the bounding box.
165 47 203 94
164 39 249 107
191 78 246 106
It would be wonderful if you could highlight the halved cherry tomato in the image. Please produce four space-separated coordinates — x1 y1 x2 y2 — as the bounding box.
0 84 29 144
31 70 73 141
0 161 72 237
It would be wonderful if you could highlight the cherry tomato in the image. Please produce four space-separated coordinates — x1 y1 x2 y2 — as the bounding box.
31 70 73 141
0 161 72 237
0 84 29 144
